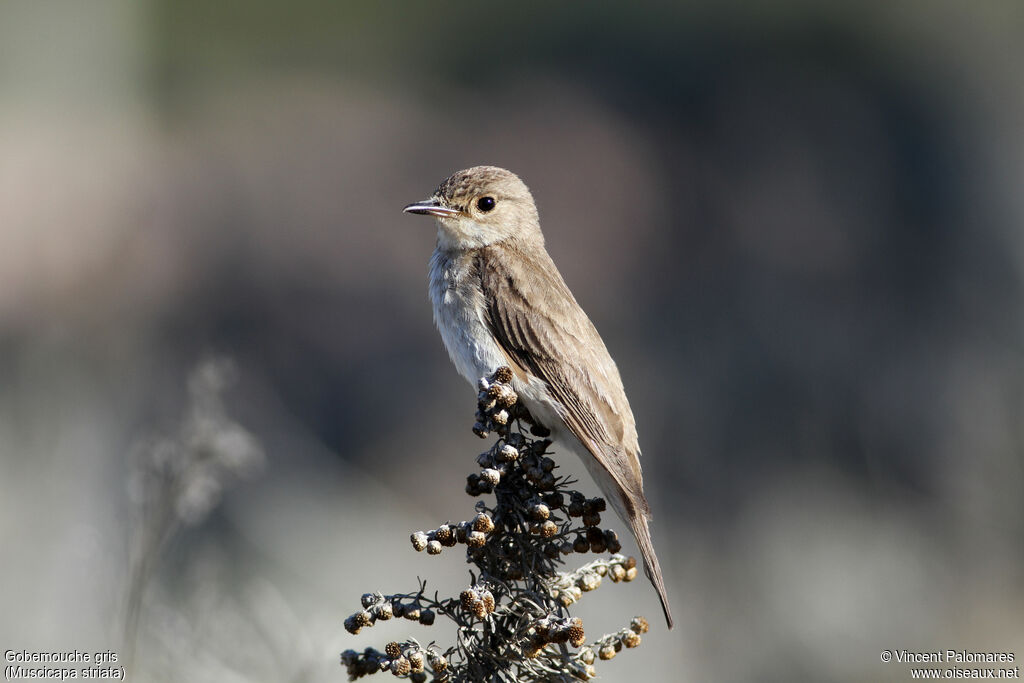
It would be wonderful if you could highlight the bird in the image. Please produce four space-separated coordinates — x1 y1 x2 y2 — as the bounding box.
403 165 673 629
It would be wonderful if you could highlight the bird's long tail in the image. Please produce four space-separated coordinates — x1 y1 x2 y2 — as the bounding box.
628 511 674 629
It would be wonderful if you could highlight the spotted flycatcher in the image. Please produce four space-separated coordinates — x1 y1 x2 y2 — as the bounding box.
404 166 673 628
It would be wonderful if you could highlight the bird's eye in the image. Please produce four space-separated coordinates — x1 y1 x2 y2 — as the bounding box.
477 196 496 212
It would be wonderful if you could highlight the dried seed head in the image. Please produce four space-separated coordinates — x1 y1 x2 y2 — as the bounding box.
472 512 495 533
609 564 627 582
343 615 361 635
407 651 425 673
622 631 642 648
361 593 377 609
354 610 373 627
624 556 637 570
557 590 576 607
567 500 585 517
573 536 590 553
390 656 411 675
403 605 421 621
582 512 601 528
385 642 402 659
479 468 500 486
598 644 616 661
373 602 393 620
498 444 520 462
543 491 564 509
590 537 607 554
625 566 639 581
410 531 429 552
428 652 448 672
630 616 650 634
467 530 487 547
559 541 575 555
540 457 555 472
426 540 443 555
480 589 495 613
493 366 513 383
419 609 435 626
544 542 561 559
460 589 479 612
435 524 456 546
538 472 556 490
529 503 550 521
578 572 601 592
567 619 586 647
492 410 509 426
579 647 595 665
410 672 427 683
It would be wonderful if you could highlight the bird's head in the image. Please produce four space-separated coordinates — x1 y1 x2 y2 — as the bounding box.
404 166 542 250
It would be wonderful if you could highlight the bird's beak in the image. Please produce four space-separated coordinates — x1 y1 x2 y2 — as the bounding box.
403 197 462 219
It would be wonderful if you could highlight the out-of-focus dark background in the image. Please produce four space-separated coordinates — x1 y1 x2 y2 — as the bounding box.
2 1 1023 681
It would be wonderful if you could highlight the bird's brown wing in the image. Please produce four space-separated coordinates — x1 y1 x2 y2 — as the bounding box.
476 243 648 515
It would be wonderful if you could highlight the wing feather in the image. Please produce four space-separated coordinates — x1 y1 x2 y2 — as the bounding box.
476 244 647 512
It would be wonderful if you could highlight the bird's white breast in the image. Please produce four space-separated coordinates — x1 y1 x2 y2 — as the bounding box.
428 247 508 386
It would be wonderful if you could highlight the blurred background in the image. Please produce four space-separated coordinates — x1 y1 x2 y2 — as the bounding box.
2 1 1023 681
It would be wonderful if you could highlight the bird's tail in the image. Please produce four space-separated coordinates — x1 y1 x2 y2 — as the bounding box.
628 511 674 629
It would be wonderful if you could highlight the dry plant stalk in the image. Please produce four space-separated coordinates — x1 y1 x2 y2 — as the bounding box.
341 367 650 682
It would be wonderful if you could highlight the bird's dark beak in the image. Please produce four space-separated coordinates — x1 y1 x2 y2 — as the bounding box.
403 197 461 218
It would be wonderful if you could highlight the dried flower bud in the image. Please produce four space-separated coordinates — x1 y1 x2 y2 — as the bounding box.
498 444 520 462
492 410 509 426
403 605 421 621
567 500 585 517
578 572 601 592
544 542 560 559
390 656 411 675
624 556 637 570
598 644 616 661
480 468 501 486
590 537 607 554
472 600 488 619
428 652 448 672
622 631 641 648
476 451 495 468
604 531 622 554
343 615 361 634
460 589 479 612
609 564 627 582
379 659 391 673
559 541 574 555
567 618 586 647
385 642 402 659
543 491 564 509
419 609 435 626
467 530 487 547
373 602 393 620
411 531 429 551
426 540 443 555
557 590 576 607
538 472 556 490
410 672 427 683
625 566 638 581
540 457 555 472
472 512 495 533
408 650 425 673
582 512 601 528
573 536 590 553
528 503 551 521
435 524 456 546
579 647 595 665
355 610 373 627
360 593 377 608
480 589 495 613
539 520 558 537
631 616 649 634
